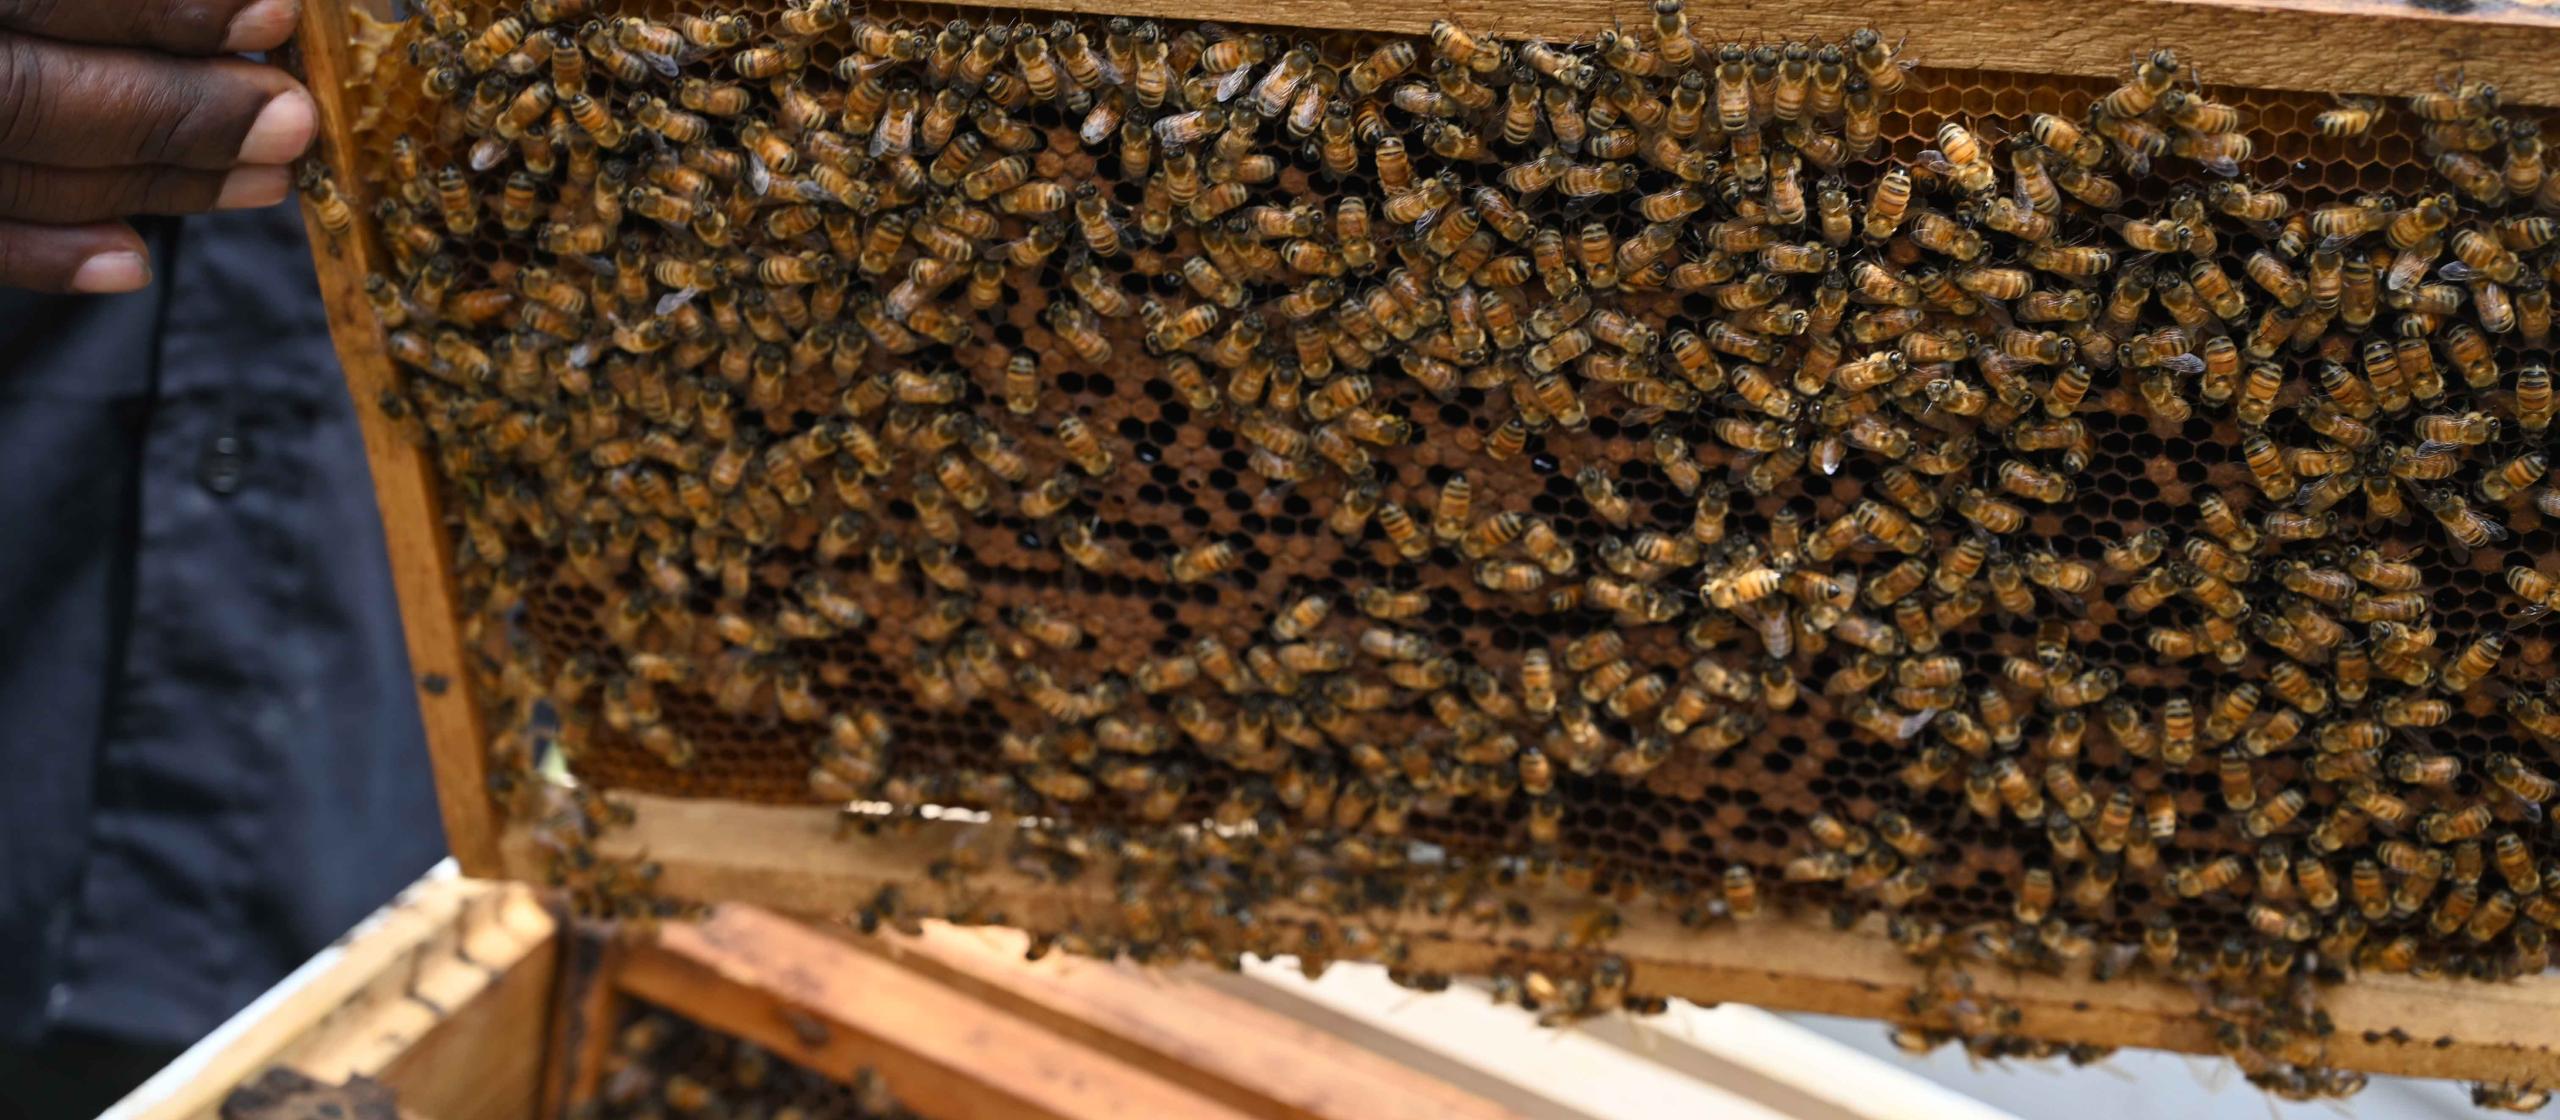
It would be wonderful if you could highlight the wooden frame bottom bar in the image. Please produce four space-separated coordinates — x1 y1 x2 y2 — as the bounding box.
536 793 2560 1085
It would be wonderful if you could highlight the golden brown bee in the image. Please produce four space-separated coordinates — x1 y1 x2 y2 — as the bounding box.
2092 47 2176 119
296 163 357 241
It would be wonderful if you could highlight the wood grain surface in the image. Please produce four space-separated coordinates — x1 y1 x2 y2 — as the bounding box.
622 906 1269 1120
291 0 504 875
852 923 1531 1120
844 0 2560 104
554 794 2560 1085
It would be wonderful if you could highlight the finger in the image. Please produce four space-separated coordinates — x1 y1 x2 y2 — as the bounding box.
0 36 314 168
0 160 285 221
0 0 297 55
0 218 147 292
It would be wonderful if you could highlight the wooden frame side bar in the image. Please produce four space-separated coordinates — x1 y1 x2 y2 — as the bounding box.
541 923 636 1120
618 906 1271 1120
553 795 2560 1085
292 0 503 875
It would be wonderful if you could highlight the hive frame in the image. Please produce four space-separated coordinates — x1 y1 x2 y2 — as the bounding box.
289 0 2560 1085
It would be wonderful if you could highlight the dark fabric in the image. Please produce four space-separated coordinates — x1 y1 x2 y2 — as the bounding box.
0 1029 187 1120
0 204 447 1052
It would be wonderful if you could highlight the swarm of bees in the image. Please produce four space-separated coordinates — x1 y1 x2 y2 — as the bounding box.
598 1006 915 1118
341 0 2560 1101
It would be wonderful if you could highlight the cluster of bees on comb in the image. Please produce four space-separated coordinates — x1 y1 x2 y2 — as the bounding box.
593 1005 915 1119
326 0 2560 1101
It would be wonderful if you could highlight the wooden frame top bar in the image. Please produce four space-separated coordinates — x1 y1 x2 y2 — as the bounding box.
550 795 2560 1086
839 0 2560 104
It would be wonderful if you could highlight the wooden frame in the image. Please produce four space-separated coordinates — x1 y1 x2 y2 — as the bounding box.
296 0 2560 878
290 0 2560 1093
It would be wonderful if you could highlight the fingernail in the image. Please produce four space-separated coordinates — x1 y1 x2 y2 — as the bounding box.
237 90 316 164
223 0 301 52
217 165 291 209
71 252 150 294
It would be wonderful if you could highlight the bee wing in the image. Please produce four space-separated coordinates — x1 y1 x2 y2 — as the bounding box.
840 53 895 80
744 152 774 196
869 107 913 157
566 340 599 368
1813 434 1845 476
1890 706 1939 741
2439 260 2483 282
2049 589 2090 619
2195 155 2242 178
654 286 701 316
1974 295 2017 334
1215 64 1255 103
2385 251 2434 292
1079 104 1118 146
638 49 681 78
2156 353 2207 376
468 137 509 172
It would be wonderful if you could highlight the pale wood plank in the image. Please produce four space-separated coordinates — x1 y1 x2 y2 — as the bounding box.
371 922 560 1120
851 922 1531 1120
619 906 1271 1120
561 795 2560 1085
835 0 2560 104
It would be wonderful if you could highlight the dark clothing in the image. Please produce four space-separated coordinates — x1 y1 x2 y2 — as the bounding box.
0 1028 186 1120
0 202 446 1059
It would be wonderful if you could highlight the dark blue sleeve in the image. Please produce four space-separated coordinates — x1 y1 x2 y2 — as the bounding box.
0 206 449 1047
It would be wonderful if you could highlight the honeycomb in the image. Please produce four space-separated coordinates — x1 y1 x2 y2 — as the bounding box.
594 999 920 1118
315 0 2560 1100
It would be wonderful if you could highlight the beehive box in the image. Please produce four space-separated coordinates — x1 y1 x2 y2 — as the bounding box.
112 874 1522 1120
288 0 2560 1101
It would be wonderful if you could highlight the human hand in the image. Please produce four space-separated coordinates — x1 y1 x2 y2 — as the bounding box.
0 0 316 292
